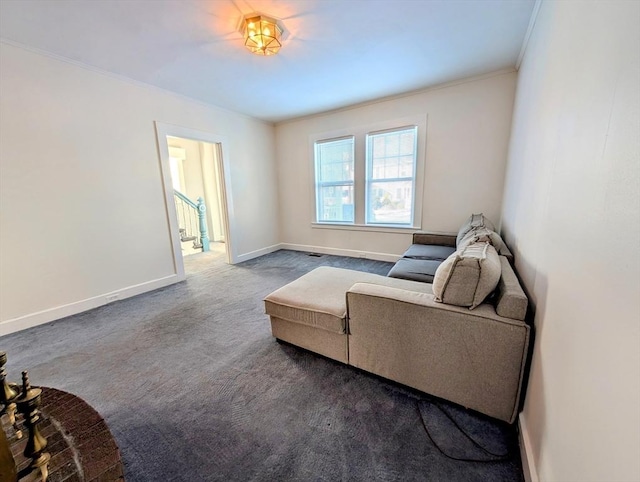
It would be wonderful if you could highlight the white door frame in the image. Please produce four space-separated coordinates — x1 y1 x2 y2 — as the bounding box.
154 121 236 279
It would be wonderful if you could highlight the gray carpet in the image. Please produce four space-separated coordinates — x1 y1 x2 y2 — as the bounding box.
0 249 523 481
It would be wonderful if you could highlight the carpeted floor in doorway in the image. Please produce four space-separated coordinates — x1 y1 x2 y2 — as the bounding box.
0 249 524 481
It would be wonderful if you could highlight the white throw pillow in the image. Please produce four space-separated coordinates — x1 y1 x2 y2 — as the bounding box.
432 242 501 309
456 213 496 247
458 226 509 255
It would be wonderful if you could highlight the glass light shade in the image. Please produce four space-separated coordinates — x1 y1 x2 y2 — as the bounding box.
244 15 282 56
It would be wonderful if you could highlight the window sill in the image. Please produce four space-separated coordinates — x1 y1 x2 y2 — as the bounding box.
311 222 421 234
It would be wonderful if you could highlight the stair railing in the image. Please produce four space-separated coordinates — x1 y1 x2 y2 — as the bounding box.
173 190 210 252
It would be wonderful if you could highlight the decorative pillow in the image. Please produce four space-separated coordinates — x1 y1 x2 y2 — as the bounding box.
456 213 496 247
432 242 501 309
458 226 509 255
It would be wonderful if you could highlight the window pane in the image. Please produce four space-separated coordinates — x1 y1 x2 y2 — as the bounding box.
317 138 354 183
315 137 355 223
367 181 413 225
398 157 414 177
369 129 416 181
317 185 354 222
366 126 417 225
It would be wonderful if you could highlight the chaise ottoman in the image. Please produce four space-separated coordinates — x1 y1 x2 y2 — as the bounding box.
264 266 433 363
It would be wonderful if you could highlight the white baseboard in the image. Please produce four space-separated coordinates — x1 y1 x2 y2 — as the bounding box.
280 243 400 263
0 274 180 337
519 414 539 482
0 244 398 336
233 244 283 264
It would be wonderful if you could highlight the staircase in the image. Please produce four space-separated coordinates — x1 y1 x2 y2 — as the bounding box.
179 228 201 247
174 190 210 253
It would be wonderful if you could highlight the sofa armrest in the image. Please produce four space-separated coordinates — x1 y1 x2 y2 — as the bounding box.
495 257 527 320
412 232 457 247
346 283 530 423
496 241 514 262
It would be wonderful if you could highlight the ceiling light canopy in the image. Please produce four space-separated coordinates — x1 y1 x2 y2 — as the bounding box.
243 15 283 56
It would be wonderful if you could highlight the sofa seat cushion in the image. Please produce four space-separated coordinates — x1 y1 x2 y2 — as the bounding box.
387 258 443 283
432 242 501 309
265 267 362 334
401 244 456 261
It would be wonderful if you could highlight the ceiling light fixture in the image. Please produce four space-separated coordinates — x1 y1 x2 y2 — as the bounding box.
243 14 283 56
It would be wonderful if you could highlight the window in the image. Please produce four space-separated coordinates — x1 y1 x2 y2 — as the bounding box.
312 116 425 230
366 127 417 225
314 136 355 223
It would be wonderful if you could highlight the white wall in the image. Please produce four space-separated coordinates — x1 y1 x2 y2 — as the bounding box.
168 137 205 201
275 71 517 258
501 1 640 481
200 142 225 243
0 42 279 332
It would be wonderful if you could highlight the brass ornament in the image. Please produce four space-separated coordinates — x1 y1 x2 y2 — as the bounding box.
14 371 51 482
0 352 21 439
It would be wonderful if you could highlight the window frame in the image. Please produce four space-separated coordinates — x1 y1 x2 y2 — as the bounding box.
313 135 355 224
365 125 419 227
310 115 426 232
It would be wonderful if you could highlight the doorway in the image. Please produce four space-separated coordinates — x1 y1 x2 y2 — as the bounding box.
166 136 226 256
155 122 235 278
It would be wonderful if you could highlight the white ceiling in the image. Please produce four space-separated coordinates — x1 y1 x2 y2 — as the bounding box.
0 0 535 123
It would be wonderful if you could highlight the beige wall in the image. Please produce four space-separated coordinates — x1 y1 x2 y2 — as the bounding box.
0 42 279 331
275 71 517 259
501 1 640 480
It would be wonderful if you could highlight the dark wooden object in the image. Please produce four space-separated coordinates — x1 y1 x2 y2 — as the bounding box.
2 387 124 482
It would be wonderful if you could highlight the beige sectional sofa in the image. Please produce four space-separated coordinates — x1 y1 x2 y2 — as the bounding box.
265 267 436 364
264 216 531 424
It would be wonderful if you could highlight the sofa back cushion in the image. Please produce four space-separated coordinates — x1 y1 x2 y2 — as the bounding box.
401 244 456 261
412 232 457 247
432 242 501 309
